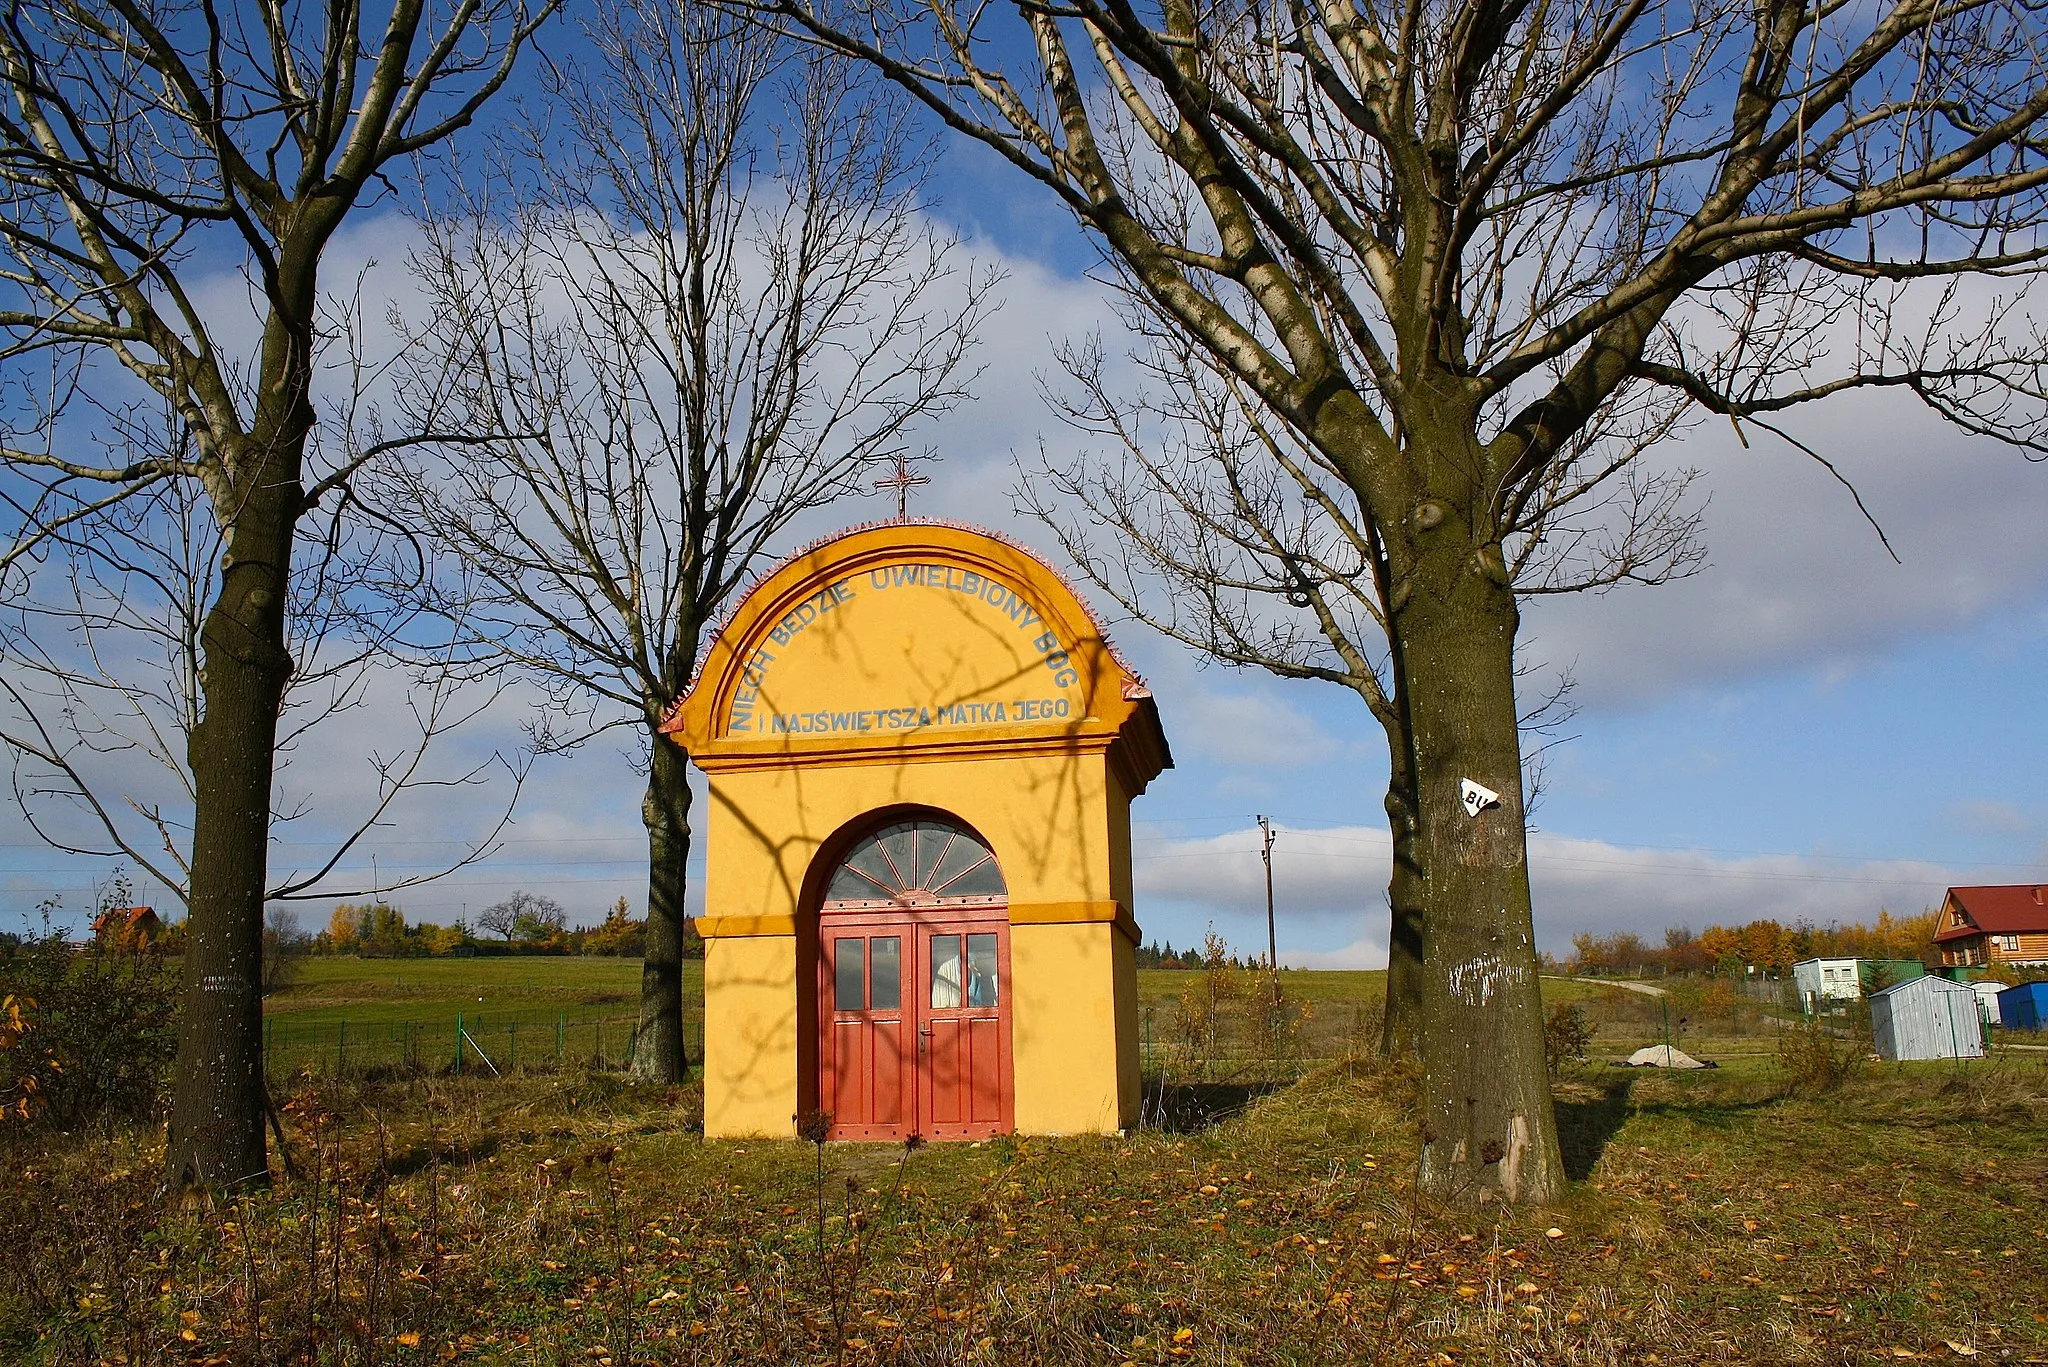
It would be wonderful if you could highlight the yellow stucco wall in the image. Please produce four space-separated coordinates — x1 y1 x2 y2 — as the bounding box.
700 934 801 1138
1011 920 1130 1133
1105 766 1136 911
1112 926 1141 1122
697 748 1140 1137
704 752 1117 920
670 524 1168 1141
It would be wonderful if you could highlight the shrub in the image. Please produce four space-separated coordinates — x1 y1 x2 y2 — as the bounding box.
1 991 53 1119
0 923 178 1133
1171 931 1310 1076
425 923 475 956
581 898 647 957
1776 1014 1863 1093
1543 1002 1594 1075
1344 998 1386 1059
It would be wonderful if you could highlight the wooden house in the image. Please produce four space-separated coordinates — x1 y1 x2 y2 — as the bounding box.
1933 885 2048 968
89 905 162 952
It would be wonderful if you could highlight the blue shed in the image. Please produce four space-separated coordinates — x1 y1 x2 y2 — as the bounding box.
2000 981 2048 1032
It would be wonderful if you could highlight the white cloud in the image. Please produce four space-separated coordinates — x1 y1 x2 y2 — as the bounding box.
1132 823 1391 960
1520 391 2048 707
1526 836 1955 943
1131 821 1968 958
1281 937 1388 970
1136 823 1388 916
1941 799 2036 837
303 227 2048 949
1155 680 1361 773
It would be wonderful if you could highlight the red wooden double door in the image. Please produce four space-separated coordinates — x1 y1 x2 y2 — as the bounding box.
815 817 1013 1141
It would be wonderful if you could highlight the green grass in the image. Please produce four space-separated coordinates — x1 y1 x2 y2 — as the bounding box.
9 960 2044 1363
272 955 682 1027
279 957 1633 1030
264 956 704 1075
1135 967 1657 1018
281 959 1368 1025
1139 967 1389 1004
264 958 1802 1081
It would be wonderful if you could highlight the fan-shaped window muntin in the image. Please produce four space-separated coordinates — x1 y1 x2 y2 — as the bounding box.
823 818 1006 905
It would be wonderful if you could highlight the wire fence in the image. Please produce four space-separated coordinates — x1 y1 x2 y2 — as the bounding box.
263 1006 706 1079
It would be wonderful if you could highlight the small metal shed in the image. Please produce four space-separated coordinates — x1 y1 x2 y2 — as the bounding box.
1870 975 1985 1061
2000 981 2048 1032
1972 980 2005 1027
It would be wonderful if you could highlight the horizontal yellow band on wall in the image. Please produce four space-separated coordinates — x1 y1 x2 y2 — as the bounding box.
695 914 798 938
1007 900 1124 925
1011 901 1141 946
696 902 1142 942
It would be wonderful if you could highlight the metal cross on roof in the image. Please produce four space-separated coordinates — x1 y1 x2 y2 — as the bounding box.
874 452 931 519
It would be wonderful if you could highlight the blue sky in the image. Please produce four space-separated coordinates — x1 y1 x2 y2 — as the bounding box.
903 131 2048 963
2 43 2044 966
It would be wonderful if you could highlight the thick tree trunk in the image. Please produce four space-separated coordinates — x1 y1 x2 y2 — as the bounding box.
1400 533 1564 1206
1373 621 1425 1059
631 730 692 1082
166 466 298 1190
1380 767 1425 1059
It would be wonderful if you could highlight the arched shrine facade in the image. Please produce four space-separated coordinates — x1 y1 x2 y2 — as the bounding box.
662 522 1171 1140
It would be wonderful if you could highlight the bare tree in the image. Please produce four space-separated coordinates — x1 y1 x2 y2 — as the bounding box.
0 411 528 915
474 899 519 943
261 907 309 997
0 0 551 1187
477 889 565 942
389 0 991 1083
740 0 2048 1202
1022 314 1701 1060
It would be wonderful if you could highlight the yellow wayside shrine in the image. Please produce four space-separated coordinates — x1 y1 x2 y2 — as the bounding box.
663 521 1171 1141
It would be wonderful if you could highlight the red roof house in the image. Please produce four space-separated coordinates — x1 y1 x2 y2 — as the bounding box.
90 905 163 952
1933 885 2048 968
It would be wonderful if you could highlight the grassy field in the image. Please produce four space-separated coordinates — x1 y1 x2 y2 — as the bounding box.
1135 968 1717 1059
264 959 1679 1082
5 1037 2042 1365
264 956 695 1075
277 956 662 1021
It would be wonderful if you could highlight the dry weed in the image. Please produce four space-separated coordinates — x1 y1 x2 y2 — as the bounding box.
0 1055 2041 1365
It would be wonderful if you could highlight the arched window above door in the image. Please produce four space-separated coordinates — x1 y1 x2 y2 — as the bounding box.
823 817 1006 906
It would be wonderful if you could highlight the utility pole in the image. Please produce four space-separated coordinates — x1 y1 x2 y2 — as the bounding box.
1258 815 1277 971
1258 815 1281 1046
